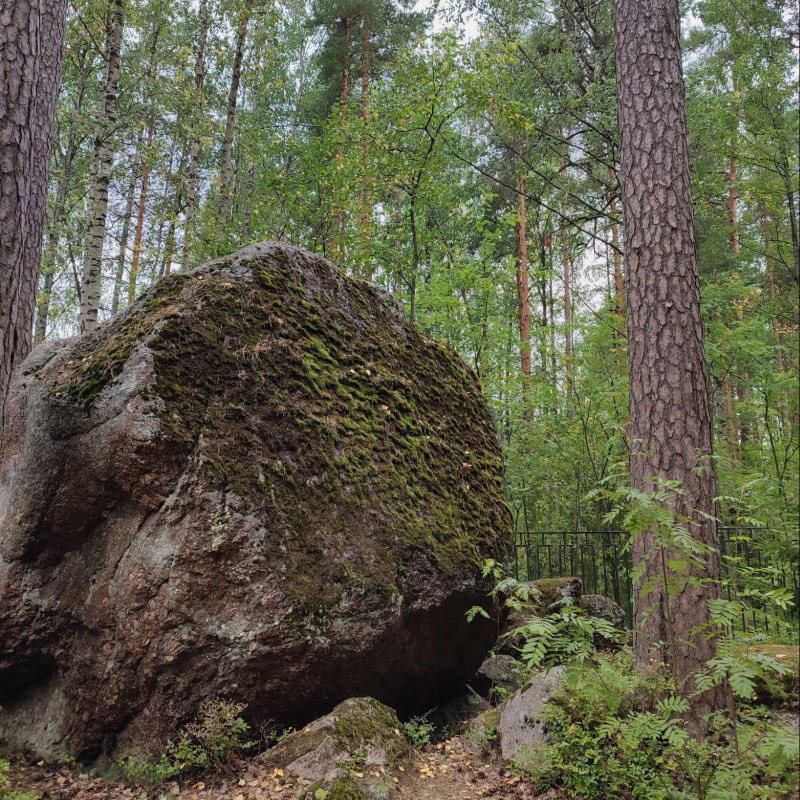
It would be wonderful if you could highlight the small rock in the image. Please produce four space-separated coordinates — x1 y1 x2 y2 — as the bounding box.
497 667 565 761
472 655 526 702
258 697 408 798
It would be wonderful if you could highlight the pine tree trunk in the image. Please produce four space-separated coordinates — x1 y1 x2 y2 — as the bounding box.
218 0 253 219
181 0 209 273
1 0 68 437
80 0 125 334
612 0 722 718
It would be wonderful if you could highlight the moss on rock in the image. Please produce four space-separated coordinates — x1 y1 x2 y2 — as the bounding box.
52 243 511 614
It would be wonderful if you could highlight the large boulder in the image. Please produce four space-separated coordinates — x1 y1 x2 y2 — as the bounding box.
0 243 511 760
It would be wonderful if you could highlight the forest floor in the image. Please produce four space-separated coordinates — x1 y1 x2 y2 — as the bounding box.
7 732 554 800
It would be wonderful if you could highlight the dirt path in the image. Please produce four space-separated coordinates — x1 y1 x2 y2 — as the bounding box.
8 735 556 800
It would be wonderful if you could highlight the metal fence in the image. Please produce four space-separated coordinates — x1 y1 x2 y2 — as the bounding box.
513 527 799 633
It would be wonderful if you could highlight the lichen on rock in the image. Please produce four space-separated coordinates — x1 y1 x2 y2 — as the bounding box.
0 243 512 761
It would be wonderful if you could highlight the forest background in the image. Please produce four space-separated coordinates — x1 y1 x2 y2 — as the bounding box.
35 0 799 534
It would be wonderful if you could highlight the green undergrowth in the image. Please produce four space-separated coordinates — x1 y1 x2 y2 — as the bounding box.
114 698 253 785
46 247 511 616
511 651 799 800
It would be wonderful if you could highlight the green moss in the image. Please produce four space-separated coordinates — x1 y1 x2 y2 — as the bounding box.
46 246 512 619
327 774 366 800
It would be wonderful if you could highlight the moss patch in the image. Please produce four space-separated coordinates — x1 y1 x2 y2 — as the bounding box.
48 244 512 618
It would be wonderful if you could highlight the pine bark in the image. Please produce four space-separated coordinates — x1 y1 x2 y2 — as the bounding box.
181 0 209 273
1 0 68 437
218 0 253 219
515 172 532 381
612 0 722 716
80 0 125 334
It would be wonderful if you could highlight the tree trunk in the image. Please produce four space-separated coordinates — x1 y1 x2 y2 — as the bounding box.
1 0 68 437
515 172 532 381
127 22 160 305
181 0 209 273
359 23 373 277
608 167 624 317
80 0 125 334
612 0 722 718
560 133 573 399
35 45 91 344
128 115 155 305
218 0 253 219
111 159 138 316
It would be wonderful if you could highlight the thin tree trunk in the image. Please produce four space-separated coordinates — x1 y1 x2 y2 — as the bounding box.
128 115 155 305
35 45 91 344
515 171 532 382
560 132 573 406
359 23 373 276
111 159 138 316
1 0 68 436
127 22 161 305
395 186 403 297
218 0 253 219
608 167 624 317
80 0 125 334
332 14 352 265
612 0 722 720
181 0 209 273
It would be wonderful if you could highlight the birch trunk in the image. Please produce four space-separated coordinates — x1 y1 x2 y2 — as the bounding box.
181 0 209 272
111 159 138 316
35 45 91 344
79 0 125 334
218 0 253 219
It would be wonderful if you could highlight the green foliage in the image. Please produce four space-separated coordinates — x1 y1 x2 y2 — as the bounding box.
402 714 435 748
513 652 800 800
117 698 253 785
469 561 623 668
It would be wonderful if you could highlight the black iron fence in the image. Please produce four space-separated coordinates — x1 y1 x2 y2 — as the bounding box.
513 527 799 633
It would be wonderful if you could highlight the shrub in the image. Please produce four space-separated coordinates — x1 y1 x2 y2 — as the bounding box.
403 715 434 748
118 698 253 784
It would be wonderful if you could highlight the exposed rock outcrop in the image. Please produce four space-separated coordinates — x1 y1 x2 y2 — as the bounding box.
0 243 511 760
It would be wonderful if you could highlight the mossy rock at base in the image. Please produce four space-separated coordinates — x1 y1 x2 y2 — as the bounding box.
261 697 406 800
0 243 512 761
464 709 502 755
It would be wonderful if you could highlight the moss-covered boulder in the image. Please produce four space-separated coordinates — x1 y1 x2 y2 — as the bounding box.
260 697 408 799
0 243 511 760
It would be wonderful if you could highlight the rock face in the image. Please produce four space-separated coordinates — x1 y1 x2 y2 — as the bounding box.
258 697 408 799
496 668 565 761
0 243 511 760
